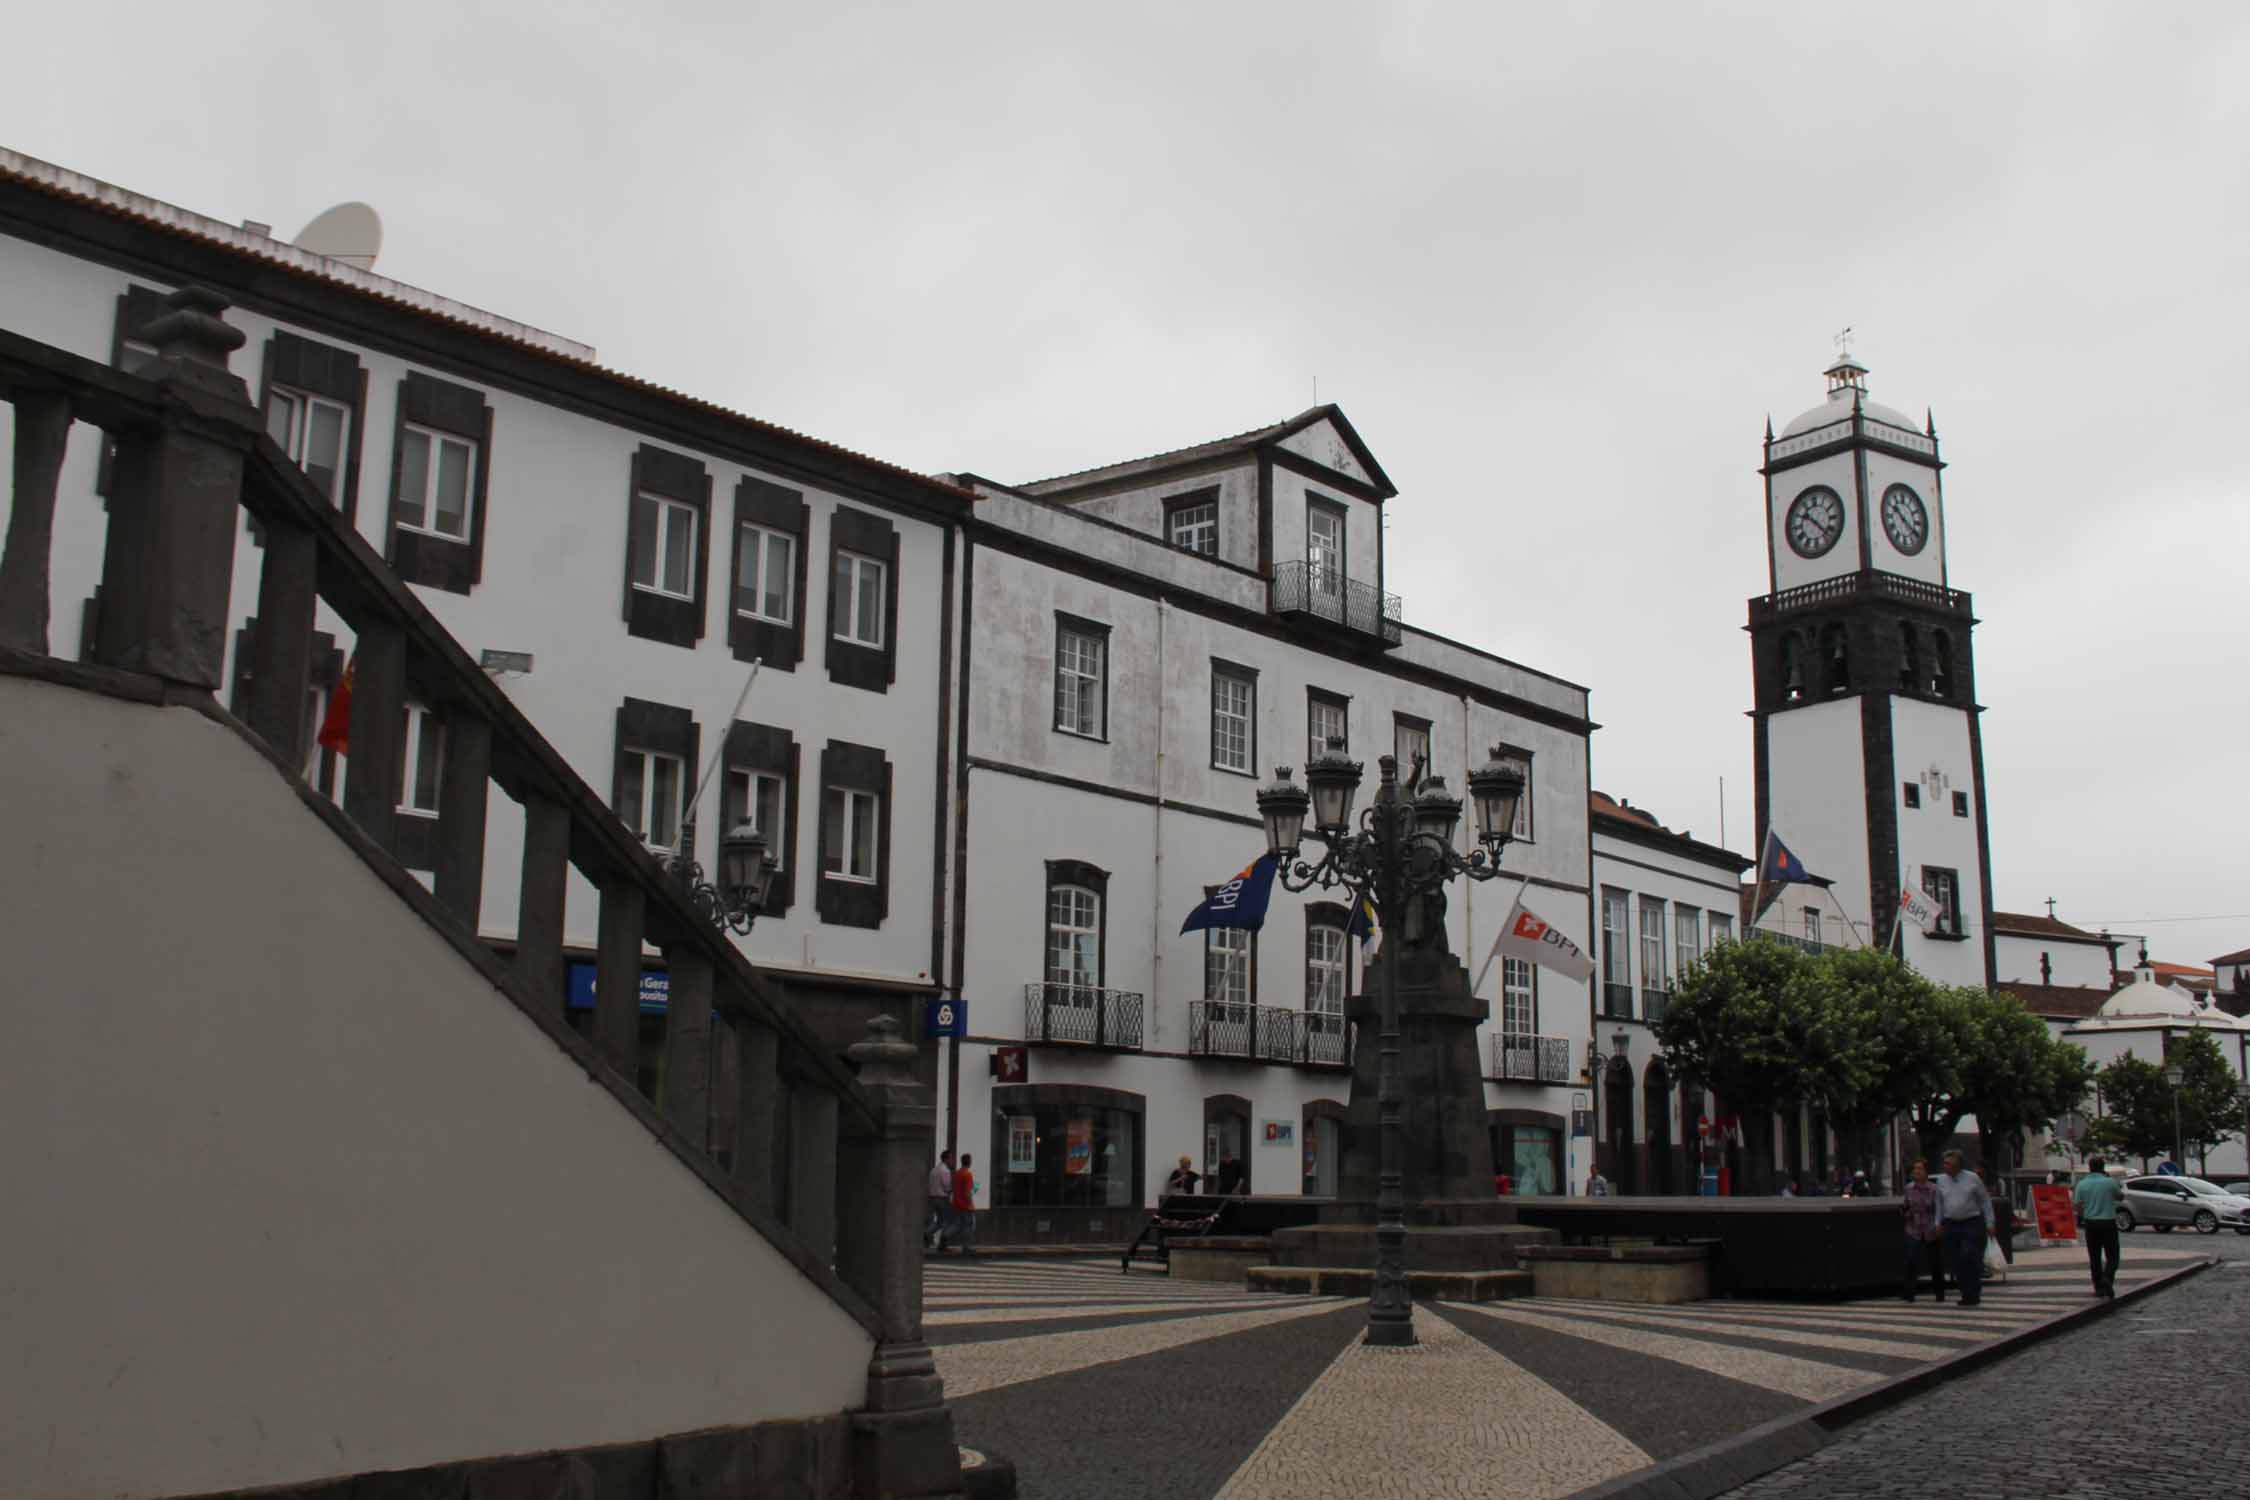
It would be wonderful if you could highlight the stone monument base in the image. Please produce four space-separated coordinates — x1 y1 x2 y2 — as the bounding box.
1270 1217 1556 1274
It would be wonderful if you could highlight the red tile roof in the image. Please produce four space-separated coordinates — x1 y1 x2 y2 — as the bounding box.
0 148 976 508
2211 946 2250 967
1998 981 2113 1021
1991 911 2114 944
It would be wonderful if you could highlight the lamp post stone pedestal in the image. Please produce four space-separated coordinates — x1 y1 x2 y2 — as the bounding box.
1337 948 1496 1206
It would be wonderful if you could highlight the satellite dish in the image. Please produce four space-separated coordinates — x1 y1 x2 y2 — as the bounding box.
293 202 383 270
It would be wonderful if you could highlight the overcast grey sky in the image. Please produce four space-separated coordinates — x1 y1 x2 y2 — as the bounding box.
12 2 2245 969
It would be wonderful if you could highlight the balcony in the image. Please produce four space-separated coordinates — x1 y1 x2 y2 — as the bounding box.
1641 987 1669 1024
1187 1003 1353 1067
1749 568 1972 625
1751 933 1837 957
1602 981 1635 1020
1492 1033 1574 1085
1269 560 1403 647
1023 982 1145 1050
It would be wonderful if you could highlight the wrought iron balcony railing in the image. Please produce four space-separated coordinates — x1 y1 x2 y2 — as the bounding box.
1492 1033 1575 1084
1641 986 1669 1024
1602 980 1635 1019
1024 982 1145 1050
1268 560 1402 646
1186 1003 1353 1067
1749 568 1972 625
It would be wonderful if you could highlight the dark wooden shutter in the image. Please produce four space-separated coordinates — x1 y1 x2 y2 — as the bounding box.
387 372 493 595
724 722 800 916
814 740 890 928
728 477 810 669
623 445 713 649
825 506 899 693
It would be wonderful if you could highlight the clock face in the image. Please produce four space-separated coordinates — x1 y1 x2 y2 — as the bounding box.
1784 486 1846 558
1882 484 1929 555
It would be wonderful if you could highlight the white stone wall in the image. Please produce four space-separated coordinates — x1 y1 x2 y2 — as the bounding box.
1888 696 1988 986
1995 930 2116 989
1062 462 1261 572
1755 697 1870 946
0 676 872 1500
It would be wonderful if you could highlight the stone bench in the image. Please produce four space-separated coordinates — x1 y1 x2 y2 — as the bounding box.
1164 1235 1274 1284
1515 1243 1714 1304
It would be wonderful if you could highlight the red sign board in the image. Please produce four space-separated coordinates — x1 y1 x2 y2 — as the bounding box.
991 1046 1027 1083
2031 1183 2078 1241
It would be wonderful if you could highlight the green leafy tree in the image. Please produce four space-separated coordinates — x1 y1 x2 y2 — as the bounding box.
2169 1029 2246 1171
2085 1054 2172 1170
1904 987 2093 1169
1797 947 1959 1170
1656 937 1815 1185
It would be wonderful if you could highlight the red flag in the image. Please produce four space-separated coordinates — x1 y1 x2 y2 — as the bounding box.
316 657 355 754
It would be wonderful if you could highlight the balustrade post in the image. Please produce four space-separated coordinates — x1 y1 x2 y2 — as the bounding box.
245 521 317 766
593 878 646 1081
0 390 72 653
789 1084 839 1262
341 621 405 855
658 947 714 1147
94 287 254 689
841 1015 963 1500
732 1014 780 1217
434 711 492 929
514 792 570 1006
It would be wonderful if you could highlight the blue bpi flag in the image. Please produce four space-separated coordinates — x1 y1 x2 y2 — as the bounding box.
1180 853 1279 934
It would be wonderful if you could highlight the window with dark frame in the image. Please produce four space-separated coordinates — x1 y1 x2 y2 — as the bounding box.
1053 614 1110 740
1211 660 1257 774
1308 688 1348 760
398 703 443 818
1952 791 1969 818
1601 888 1632 1018
824 507 900 692
1903 781 1921 809
1921 865 1963 936
1044 860 1109 995
256 330 368 518
729 478 810 670
721 721 799 914
833 550 887 648
815 740 891 927
630 490 700 600
386 372 492 596
1164 488 1219 556
1307 496 1346 598
611 698 699 860
1494 740 1535 841
1393 714 1432 782
621 445 712 647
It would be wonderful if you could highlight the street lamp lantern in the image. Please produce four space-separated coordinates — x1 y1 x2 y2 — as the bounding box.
1303 737 1364 835
1257 767 1312 859
1466 745 1528 847
2164 1063 2184 1088
1411 774 1463 845
1612 1029 1631 1060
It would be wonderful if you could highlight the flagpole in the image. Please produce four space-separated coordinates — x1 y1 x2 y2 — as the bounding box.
1748 829 1773 937
1470 878 1533 998
1818 883 1861 950
683 661 761 828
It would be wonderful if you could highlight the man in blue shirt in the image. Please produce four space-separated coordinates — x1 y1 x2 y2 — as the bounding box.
1932 1150 1994 1306
2073 1158 2124 1299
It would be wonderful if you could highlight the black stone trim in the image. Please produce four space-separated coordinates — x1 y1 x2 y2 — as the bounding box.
826 504 900 692
611 697 698 843
729 475 809 669
947 536 976 1157
254 328 369 522
1968 711 1996 986
1051 609 1111 741
1043 858 1111 988
621 444 713 649
1861 694 1899 946
816 739 891 928
724 721 799 916
1209 656 1259 777
386 371 492 596
1591 815 1754 875
932 522 958 987
1269 445 1389 504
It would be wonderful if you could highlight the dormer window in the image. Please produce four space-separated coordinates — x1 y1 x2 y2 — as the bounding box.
1165 489 1219 556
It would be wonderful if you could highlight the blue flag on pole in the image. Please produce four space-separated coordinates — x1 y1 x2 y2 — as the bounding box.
1346 891 1378 949
1180 853 1280 934
1759 830 1829 890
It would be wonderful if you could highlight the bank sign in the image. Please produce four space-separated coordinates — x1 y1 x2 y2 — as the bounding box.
564 962 671 1014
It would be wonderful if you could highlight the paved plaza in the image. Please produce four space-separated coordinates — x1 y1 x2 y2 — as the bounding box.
931 1239 2216 1500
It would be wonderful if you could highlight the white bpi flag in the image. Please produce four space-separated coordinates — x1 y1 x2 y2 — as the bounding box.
1479 894 1596 987
1897 874 1942 935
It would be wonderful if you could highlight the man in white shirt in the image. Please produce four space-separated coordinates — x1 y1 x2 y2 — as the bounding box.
926 1149 955 1252
1932 1150 1995 1306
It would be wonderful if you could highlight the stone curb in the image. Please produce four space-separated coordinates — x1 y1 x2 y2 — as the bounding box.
1559 1255 2219 1500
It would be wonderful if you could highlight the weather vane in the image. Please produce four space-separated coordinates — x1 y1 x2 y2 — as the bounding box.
1834 325 1855 361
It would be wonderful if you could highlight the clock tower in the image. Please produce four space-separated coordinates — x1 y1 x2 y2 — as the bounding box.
1748 347 1995 986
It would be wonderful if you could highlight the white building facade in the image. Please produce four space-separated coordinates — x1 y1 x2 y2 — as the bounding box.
1588 794 1752 1193
942 417 1597 1238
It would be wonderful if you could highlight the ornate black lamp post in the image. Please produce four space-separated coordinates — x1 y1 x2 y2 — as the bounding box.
1256 739 1526 1346
665 817 781 936
2164 1062 2186 1172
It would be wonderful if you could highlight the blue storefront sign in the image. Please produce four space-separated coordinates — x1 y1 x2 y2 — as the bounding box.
564 961 671 1014
924 995 967 1038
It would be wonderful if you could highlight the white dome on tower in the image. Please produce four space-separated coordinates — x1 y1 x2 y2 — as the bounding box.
1780 348 1921 436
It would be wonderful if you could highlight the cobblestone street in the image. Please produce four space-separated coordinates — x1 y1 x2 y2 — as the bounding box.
931 1234 2217 1499
1722 1230 2250 1499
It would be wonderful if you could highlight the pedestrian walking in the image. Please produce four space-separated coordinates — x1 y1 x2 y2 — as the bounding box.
1932 1149 1993 1306
1216 1153 1246 1196
1164 1155 1201 1197
1585 1168 1609 1198
926 1148 954 1252
1901 1158 1946 1302
947 1153 978 1256
2073 1155 2123 1299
